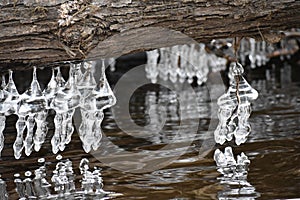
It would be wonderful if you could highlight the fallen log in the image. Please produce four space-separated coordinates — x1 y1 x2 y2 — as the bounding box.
0 0 299 71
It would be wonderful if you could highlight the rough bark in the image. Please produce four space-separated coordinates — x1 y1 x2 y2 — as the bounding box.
0 0 299 71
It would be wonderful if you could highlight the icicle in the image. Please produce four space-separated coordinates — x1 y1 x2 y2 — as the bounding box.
249 38 256 69
79 110 95 153
108 57 116 72
50 65 81 154
43 68 58 108
18 67 46 115
169 45 179 83
79 59 116 153
59 109 75 151
2 70 19 115
51 113 62 154
33 111 48 152
92 111 104 151
214 62 258 145
55 67 66 88
24 115 35 156
196 44 210 85
77 61 97 98
145 49 159 83
0 115 5 157
13 116 26 159
158 47 170 81
17 67 47 157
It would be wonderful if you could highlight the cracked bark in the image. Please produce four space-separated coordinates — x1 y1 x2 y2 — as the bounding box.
0 0 299 71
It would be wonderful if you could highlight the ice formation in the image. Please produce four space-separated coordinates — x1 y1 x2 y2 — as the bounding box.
145 43 227 84
79 59 116 153
239 38 272 68
214 62 258 145
213 147 259 199
15 67 47 158
214 147 250 178
50 63 81 154
9 157 107 199
0 59 116 159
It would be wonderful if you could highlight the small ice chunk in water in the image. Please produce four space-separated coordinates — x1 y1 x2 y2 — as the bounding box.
214 147 250 178
51 158 76 194
79 158 104 194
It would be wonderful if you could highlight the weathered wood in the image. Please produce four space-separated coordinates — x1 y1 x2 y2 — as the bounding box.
0 0 299 71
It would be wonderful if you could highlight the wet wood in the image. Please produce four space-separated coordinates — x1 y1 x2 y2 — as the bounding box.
0 0 299 71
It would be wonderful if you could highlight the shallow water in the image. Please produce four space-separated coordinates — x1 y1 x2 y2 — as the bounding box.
0 54 300 199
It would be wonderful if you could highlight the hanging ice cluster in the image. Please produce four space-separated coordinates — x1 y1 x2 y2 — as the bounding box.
145 43 227 84
5 157 107 199
0 60 116 159
79 60 116 153
214 62 258 145
239 38 273 68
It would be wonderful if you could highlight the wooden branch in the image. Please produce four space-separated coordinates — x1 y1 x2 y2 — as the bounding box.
0 0 299 71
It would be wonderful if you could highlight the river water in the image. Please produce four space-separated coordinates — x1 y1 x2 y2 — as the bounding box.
0 52 299 199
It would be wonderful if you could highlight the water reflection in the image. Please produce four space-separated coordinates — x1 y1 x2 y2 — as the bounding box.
0 157 113 199
0 54 299 199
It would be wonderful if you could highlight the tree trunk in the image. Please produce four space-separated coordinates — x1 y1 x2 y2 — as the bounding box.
0 0 299 71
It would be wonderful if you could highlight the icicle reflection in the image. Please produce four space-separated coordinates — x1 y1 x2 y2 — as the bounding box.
2 157 110 199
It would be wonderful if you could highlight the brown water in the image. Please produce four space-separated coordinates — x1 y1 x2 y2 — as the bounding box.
0 54 299 199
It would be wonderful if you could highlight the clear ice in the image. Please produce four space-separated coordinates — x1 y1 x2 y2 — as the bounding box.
214 147 250 178
214 148 259 199
0 76 6 156
79 158 104 194
50 64 81 154
79 60 116 153
214 62 258 145
11 157 107 199
145 43 226 84
14 67 47 158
